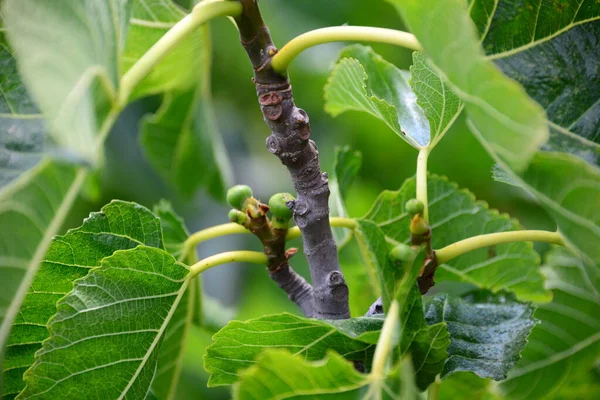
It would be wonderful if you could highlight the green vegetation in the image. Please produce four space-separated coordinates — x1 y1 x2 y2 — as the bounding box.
1 0 598 399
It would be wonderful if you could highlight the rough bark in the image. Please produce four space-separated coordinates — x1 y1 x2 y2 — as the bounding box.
234 0 350 319
365 297 384 317
269 265 314 317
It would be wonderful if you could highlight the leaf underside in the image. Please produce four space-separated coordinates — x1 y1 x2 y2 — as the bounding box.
2 201 163 397
423 291 536 381
19 246 190 399
500 247 600 399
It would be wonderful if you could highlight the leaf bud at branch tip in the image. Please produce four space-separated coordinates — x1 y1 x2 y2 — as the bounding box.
228 209 247 225
410 214 430 236
405 198 424 216
285 248 298 259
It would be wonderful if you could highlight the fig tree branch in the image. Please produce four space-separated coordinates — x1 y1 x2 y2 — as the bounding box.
233 0 350 319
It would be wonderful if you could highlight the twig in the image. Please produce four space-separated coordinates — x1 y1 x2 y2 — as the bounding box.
234 0 350 319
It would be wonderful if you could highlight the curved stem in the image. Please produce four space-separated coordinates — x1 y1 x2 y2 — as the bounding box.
118 0 242 105
436 230 564 264
416 148 430 223
370 300 399 379
183 216 358 253
271 26 421 73
189 250 266 277
185 222 248 251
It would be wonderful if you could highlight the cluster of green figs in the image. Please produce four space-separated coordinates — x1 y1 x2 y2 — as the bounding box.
226 185 295 230
225 184 427 268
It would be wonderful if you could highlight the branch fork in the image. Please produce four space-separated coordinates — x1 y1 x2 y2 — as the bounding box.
232 196 315 316
234 0 350 319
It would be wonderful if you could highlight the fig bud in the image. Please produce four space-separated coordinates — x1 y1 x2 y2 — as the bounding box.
405 199 424 216
268 192 295 220
227 185 253 210
389 243 415 265
228 209 247 225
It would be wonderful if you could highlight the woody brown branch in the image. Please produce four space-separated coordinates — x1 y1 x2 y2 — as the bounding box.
241 200 314 316
234 0 350 319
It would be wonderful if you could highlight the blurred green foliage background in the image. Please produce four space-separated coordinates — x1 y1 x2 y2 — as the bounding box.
57 0 559 397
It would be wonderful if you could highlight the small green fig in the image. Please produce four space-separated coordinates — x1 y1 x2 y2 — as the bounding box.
405 199 424 216
410 214 429 235
228 209 247 225
268 192 295 220
227 185 253 210
389 243 415 265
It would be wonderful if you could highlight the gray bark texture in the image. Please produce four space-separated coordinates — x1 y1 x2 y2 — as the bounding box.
239 200 315 317
269 265 314 317
234 0 350 319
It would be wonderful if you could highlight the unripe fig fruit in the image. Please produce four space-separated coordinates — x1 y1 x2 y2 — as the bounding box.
228 209 247 225
227 185 253 210
405 199 424 216
389 243 415 265
268 192 295 220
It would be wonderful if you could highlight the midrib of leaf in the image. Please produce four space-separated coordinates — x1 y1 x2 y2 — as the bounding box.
508 315 600 380
500 248 600 398
469 0 600 58
487 15 600 60
475 0 498 43
548 121 600 151
153 279 195 400
487 144 600 266
409 52 463 149
567 97 600 131
19 246 192 399
129 0 184 28
3 201 165 398
0 162 87 350
136 0 185 21
118 279 190 400
55 65 116 132
204 313 381 387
